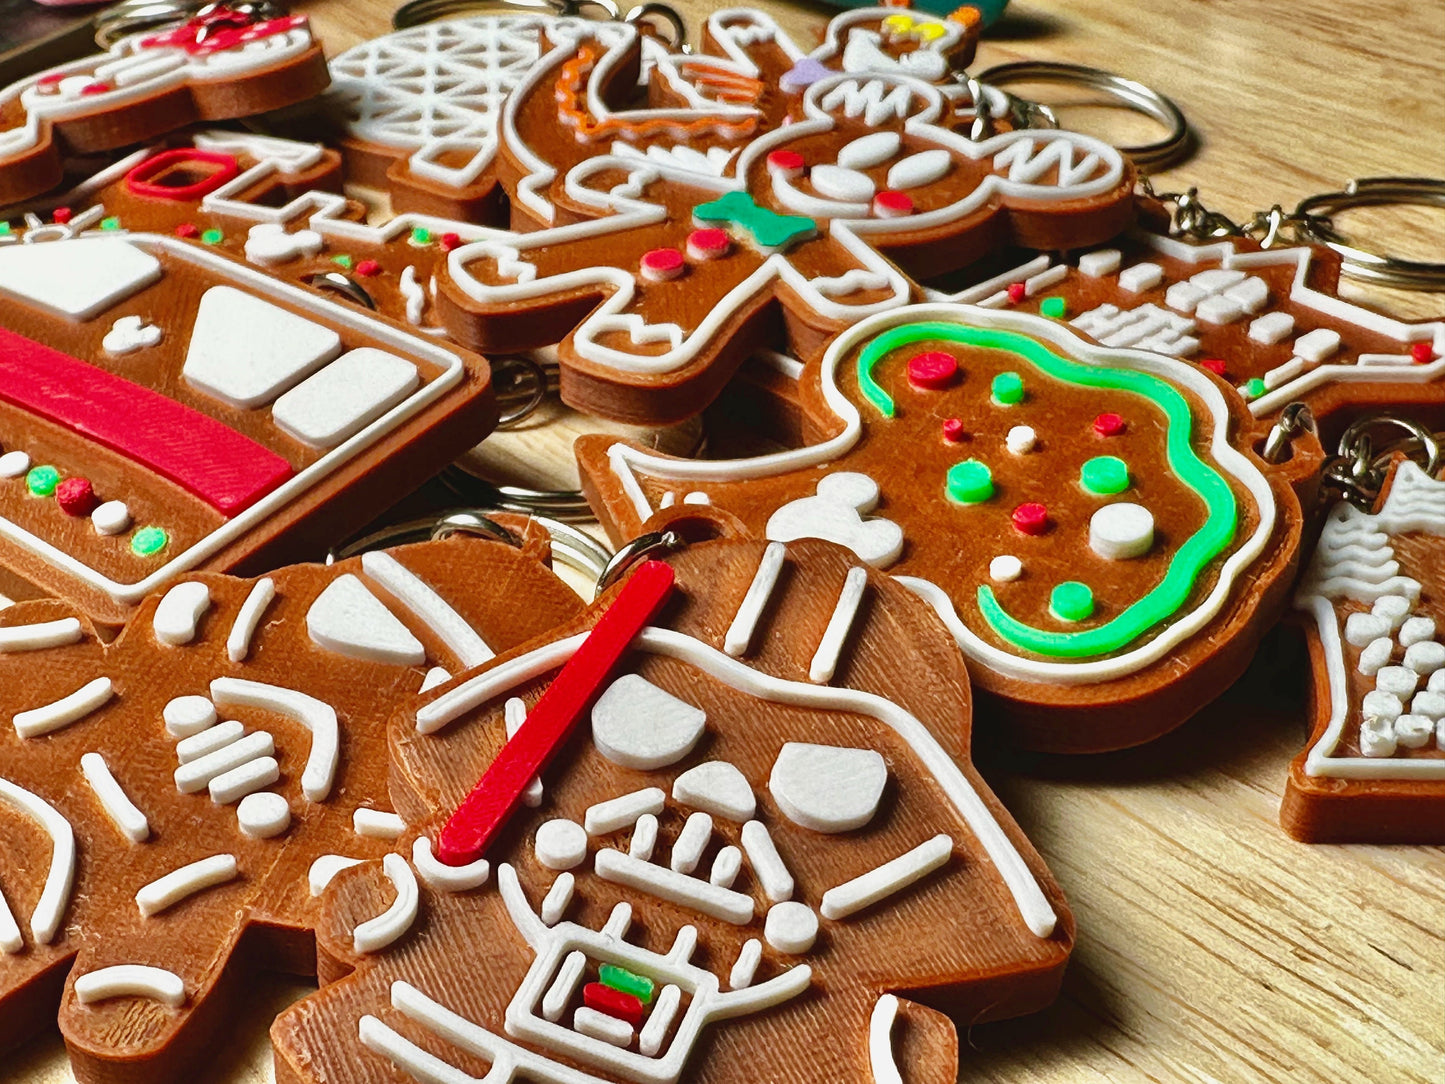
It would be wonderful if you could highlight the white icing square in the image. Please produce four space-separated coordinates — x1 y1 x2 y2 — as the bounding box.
1118 262 1163 293
1164 281 1207 314
1188 268 1246 293
183 286 343 409
1292 327 1342 363
1077 249 1121 277
1195 294 1246 325
0 237 162 320
1249 311 1295 345
272 348 420 447
1224 275 1270 313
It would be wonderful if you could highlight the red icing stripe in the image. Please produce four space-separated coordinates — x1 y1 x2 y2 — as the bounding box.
436 560 676 866
0 326 293 515
582 983 644 1028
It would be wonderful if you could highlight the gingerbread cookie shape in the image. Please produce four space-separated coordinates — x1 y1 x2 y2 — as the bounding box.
270 538 1072 1084
0 8 329 206
579 302 1309 750
1283 459 1445 843
924 229 1445 430
437 22 1135 422
0 533 584 1084
0 228 494 626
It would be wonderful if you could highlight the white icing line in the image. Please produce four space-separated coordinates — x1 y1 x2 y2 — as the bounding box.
353 853 419 953
541 872 575 926
175 718 244 763
309 854 363 896
629 813 658 861
0 889 20 954
506 696 543 807
710 845 742 888
74 965 185 1008
573 1005 633 1048
0 778 73 944
820 834 952 920
869 993 904 1084
79 752 149 843
362 551 493 668
135 854 238 917
594 848 755 924
209 756 280 804
543 949 588 1023
639 983 682 1056
724 541 787 657
354 809 406 840
0 617 82 652
585 787 666 836
809 565 867 683
729 937 762 989
412 836 489 893
227 577 276 663
741 819 794 903
359 1015 475 1084
13 676 113 738
174 730 274 793
669 811 713 875
210 678 338 801
415 633 586 734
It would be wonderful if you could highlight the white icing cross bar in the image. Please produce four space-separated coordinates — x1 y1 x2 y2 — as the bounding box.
135 854 238 917
819 834 953 920
210 678 338 801
593 848 756 924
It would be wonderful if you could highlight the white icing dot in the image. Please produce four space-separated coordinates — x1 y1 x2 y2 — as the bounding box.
1089 503 1155 560
1362 689 1403 724
1371 595 1411 631
163 695 217 738
0 450 31 477
591 674 705 770
1344 612 1390 648
764 901 819 954
535 819 588 871
1005 425 1036 455
237 792 290 838
810 164 875 202
989 555 1022 582
1357 637 1393 677
91 500 131 535
1375 666 1419 698
1404 641 1445 675
1399 616 1436 647
769 743 887 833
1359 715 1396 757
1412 691 1445 720
1394 714 1433 750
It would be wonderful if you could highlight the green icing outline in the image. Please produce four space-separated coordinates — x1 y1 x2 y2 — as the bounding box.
856 321 1239 659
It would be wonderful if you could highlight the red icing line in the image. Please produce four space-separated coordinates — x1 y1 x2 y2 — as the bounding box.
0 326 293 516
125 149 241 202
583 983 644 1027
436 560 676 866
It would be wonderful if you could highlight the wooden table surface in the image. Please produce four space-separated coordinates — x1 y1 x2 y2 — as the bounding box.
6 0 1443 1081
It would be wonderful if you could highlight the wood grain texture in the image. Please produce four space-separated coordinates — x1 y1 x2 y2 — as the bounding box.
2 0 1441 1080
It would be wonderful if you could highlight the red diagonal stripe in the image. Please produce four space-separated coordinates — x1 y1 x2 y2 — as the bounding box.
436 560 676 866
0 326 293 515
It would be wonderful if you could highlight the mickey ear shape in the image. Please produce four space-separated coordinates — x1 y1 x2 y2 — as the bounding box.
769 743 887 832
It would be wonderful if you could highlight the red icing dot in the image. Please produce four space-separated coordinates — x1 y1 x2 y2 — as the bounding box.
37 72 65 86
686 228 730 259
941 418 966 442
1412 342 1434 364
767 150 805 174
175 223 200 238
355 259 381 277
1007 282 1027 304
1011 502 1049 535
55 477 97 517
80 82 110 96
440 232 462 252
640 248 685 281
1093 412 1126 437
907 351 958 390
1199 358 1227 376
872 190 914 218
51 207 72 225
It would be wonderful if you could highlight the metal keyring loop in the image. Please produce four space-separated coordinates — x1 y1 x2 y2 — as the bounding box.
1325 415 1442 508
490 354 551 429
557 0 622 20
1260 401 1317 465
974 60 1191 170
327 509 521 563
624 3 687 49
303 272 376 311
525 516 614 585
440 467 593 521
1292 178 1445 291
594 530 683 599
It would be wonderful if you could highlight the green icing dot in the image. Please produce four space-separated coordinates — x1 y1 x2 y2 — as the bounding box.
0 221 11 235
1040 296 1067 319
1243 377 1267 400
25 465 60 497
991 371 1025 405
100 216 121 231
332 254 353 269
1050 581 1094 622
947 459 994 503
201 228 223 245
131 526 168 557
599 963 654 1003
1081 455 1130 495
410 227 432 245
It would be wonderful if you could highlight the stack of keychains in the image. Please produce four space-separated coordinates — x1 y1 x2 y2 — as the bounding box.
0 3 1438 1082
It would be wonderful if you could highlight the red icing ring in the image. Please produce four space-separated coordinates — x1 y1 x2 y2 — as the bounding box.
640 248 685 282
1011 502 1049 535
1093 412 1126 437
125 149 241 202
907 351 959 390
686 228 730 260
55 477 98 517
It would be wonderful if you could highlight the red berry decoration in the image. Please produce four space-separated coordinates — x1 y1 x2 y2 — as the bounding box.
1007 282 1027 303
52 207 72 225
1199 358 1227 377
439 232 462 252
355 259 381 277
1011 502 1050 535
1093 412 1126 437
686 228 730 260
175 223 201 238
941 418 965 443
639 248 685 282
872 191 914 218
55 477 98 518
767 150 805 175
1411 342 1434 364
907 351 959 390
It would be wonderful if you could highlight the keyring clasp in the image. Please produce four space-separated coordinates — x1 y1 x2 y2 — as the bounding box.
1324 415 1443 509
1292 178 1445 291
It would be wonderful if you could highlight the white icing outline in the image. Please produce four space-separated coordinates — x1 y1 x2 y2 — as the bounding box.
0 234 468 608
868 993 903 1084
413 835 490 892
73 964 185 1008
353 852 419 953
0 777 74 945
209 677 339 801
602 302 1278 685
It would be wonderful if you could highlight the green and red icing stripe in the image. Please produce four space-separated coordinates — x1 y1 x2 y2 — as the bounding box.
857 321 1239 660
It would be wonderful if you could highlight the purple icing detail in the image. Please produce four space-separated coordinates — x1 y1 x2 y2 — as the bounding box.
780 59 829 93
